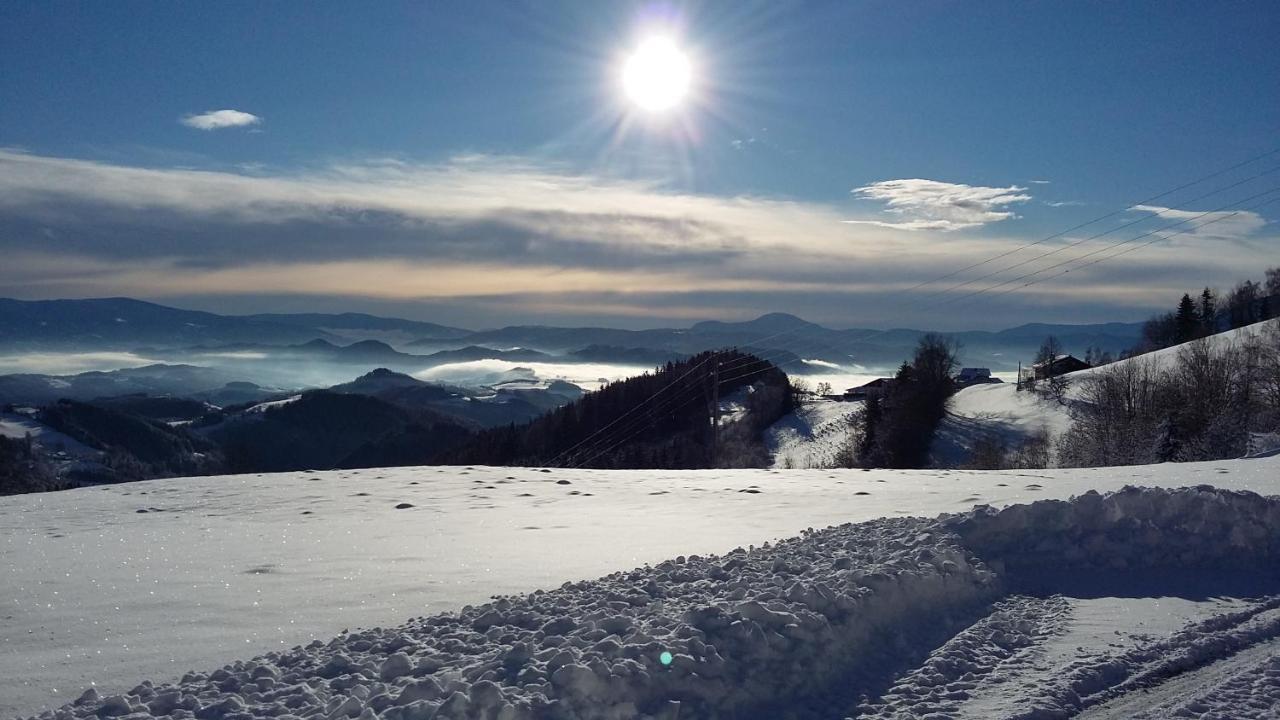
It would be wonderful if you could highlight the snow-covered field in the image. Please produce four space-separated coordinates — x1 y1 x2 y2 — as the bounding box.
5 457 1280 718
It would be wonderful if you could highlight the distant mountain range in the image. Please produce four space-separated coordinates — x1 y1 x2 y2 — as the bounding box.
0 364 590 493
0 297 336 347
0 297 1145 372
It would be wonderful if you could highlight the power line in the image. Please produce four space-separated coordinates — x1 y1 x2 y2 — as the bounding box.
564 348 788 468
551 148 1280 465
974 192 1280 304
945 183 1280 307
897 145 1280 295
545 354 714 467
917 163 1280 304
725 187 1280 382
623 147 1280 387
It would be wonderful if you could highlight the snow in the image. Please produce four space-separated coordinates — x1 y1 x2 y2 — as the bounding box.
0 411 99 459
243 394 302 413
937 318 1280 466
765 398 861 469
4 457 1280 718
792 371 885 394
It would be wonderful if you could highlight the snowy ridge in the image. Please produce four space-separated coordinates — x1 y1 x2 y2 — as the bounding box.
26 485 1280 720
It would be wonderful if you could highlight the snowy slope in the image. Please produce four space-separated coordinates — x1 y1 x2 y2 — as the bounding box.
4 457 1280 718
765 398 861 469
937 318 1279 466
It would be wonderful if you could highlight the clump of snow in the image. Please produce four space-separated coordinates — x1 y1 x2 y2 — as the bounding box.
25 516 998 720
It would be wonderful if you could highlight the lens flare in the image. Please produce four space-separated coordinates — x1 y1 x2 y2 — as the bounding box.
622 37 692 112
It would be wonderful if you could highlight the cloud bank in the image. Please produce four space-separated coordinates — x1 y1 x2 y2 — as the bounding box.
180 110 261 131
0 150 1270 329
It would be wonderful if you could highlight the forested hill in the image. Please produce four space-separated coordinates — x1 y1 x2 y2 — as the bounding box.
442 350 793 469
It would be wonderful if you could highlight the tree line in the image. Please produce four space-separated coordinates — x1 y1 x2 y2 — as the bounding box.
1061 321 1280 466
441 350 793 469
1138 267 1280 353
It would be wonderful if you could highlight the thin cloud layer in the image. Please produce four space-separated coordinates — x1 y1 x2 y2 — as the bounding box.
847 178 1031 231
1129 204 1268 243
0 150 1271 328
180 109 261 131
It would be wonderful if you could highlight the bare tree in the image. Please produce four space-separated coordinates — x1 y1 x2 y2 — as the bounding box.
1256 321 1280 430
1058 355 1163 467
1011 427 1052 469
1225 280 1262 328
1035 335 1070 402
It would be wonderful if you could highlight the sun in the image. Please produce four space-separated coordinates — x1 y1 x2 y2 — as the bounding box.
622 36 692 112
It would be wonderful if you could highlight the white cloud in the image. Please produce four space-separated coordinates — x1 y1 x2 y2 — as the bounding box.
847 178 1031 231
1129 204 1267 242
0 148 917 263
0 150 1272 328
180 109 262 131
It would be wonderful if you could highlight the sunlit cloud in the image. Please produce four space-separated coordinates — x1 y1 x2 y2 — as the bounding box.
846 179 1032 231
180 109 261 131
0 150 1272 329
1128 204 1268 242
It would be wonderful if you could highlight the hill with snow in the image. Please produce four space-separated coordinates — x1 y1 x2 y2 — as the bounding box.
934 318 1280 467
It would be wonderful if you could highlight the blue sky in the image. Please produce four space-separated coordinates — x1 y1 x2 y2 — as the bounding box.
1 1 1277 329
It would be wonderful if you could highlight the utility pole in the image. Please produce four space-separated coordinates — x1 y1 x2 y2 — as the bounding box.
1016 361 1022 391
709 353 720 465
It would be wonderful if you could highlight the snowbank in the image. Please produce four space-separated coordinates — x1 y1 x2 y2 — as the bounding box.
27 485 1280 720
952 485 1280 575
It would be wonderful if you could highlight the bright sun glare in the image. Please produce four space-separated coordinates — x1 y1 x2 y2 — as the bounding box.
622 36 691 112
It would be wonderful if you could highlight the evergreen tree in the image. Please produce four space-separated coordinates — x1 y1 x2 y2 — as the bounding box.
1175 293 1199 343
1199 287 1217 335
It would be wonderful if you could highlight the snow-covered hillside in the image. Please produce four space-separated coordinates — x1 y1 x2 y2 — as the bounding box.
765 398 861 469
936 318 1280 466
5 458 1280 718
